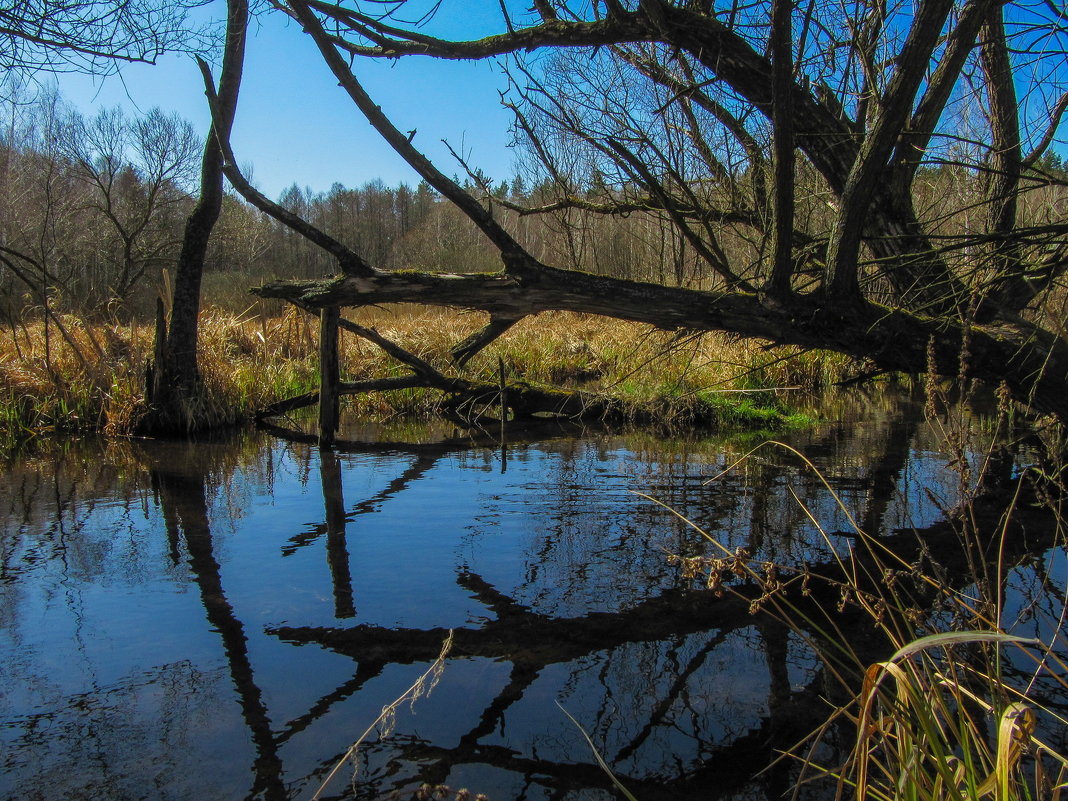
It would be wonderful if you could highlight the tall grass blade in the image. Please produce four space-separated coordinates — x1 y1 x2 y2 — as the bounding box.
556 701 640 801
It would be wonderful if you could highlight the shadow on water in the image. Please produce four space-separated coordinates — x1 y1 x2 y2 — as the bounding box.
0 388 1064 801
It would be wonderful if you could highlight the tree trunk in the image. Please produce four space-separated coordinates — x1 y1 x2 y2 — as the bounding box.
252 267 1068 423
144 0 247 433
317 305 340 447
764 0 795 301
978 6 1028 313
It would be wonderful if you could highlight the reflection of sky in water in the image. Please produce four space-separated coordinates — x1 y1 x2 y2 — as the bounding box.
0 397 1062 801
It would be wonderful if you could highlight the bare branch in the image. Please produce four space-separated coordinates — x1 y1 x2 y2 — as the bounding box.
0 1 209 75
825 0 957 305
299 2 651 60
891 0 996 181
198 57 374 277
451 316 521 366
287 0 536 271
1023 92 1068 169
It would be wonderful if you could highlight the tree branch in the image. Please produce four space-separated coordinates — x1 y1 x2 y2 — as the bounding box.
450 316 521 366
287 0 534 271
252 268 1068 422
197 57 374 277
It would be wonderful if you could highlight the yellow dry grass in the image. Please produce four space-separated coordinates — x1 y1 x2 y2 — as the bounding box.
0 304 847 443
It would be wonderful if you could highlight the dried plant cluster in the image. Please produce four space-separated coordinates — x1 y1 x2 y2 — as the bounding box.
646 387 1068 799
0 303 841 446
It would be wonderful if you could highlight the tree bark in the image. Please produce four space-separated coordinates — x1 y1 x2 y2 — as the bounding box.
145 0 247 432
978 6 1028 313
252 267 1068 423
765 0 795 301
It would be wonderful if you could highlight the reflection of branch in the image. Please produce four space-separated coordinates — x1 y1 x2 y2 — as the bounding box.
311 632 453 800
272 474 1062 670
271 573 754 666
282 453 440 556
274 661 386 746
262 436 1059 799
258 417 586 457
455 662 542 750
458 570 532 621
387 668 835 801
384 736 645 798
612 630 727 763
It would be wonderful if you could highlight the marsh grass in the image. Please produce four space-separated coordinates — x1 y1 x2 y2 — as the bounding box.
643 430 1068 801
0 304 841 444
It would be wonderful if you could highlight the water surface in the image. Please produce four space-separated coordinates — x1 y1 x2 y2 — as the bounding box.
2 391 1063 800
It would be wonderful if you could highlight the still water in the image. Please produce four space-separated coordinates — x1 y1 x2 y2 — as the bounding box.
1 391 1064 801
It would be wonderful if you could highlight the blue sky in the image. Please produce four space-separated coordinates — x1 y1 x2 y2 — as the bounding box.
52 1 1067 199
56 2 523 199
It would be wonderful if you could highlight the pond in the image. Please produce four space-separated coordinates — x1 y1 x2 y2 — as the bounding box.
1 389 1065 801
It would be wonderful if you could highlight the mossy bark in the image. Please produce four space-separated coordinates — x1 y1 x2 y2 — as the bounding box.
253 269 1068 424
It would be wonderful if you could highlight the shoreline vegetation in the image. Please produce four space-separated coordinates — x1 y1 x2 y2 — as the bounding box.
2 2 1067 797
0 304 840 448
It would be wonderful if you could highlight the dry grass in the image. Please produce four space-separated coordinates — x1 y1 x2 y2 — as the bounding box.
353 305 850 392
0 304 847 445
647 432 1068 801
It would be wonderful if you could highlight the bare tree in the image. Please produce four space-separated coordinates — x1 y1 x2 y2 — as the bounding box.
206 0 1068 422
0 89 88 304
0 0 209 77
0 91 201 318
63 105 200 306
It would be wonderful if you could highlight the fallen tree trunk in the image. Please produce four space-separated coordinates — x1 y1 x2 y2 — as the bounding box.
252 266 1068 423
252 300 802 431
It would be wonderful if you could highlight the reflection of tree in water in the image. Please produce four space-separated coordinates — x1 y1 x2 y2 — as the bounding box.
2 395 1061 801
0 436 285 801
152 460 289 801
143 424 875 799
475 395 939 620
262 400 1046 800
0 659 230 801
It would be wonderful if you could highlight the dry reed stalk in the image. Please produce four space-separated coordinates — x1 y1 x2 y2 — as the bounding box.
311 630 453 801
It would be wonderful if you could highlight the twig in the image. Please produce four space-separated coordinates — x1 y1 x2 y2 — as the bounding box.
312 630 454 800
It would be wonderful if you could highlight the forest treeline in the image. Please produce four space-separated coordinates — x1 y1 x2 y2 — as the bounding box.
6 87 1067 326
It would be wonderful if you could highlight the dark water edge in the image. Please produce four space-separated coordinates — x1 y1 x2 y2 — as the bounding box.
1 388 1065 801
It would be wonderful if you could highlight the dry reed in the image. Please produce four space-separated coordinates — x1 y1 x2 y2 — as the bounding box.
0 304 844 445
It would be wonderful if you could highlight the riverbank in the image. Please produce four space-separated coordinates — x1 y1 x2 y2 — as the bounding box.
0 305 847 446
